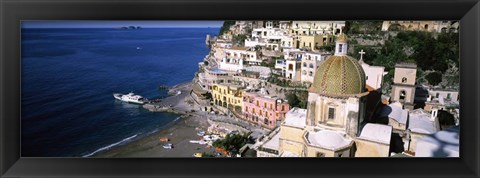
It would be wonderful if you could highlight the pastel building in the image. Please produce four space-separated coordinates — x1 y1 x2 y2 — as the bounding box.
199 67 233 90
391 63 417 110
293 34 333 51
224 47 261 65
260 34 395 157
212 83 245 113
243 89 290 129
300 51 331 84
290 21 345 35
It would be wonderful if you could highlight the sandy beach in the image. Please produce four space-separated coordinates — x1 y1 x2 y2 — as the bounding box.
94 114 218 157
94 81 220 157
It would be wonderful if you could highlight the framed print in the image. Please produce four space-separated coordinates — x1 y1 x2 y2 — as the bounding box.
1 0 479 177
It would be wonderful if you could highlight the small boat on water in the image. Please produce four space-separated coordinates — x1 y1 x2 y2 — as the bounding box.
113 92 147 104
163 143 173 149
197 131 205 136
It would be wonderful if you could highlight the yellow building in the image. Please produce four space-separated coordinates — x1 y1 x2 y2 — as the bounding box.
293 34 333 51
211 83 244 112
258 34 394 158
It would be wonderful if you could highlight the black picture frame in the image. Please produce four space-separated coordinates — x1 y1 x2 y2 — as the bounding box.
1 0 479 177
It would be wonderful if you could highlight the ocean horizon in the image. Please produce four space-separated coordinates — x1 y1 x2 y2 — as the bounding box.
21 27 219 157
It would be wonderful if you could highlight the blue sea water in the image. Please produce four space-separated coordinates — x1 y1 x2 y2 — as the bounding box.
21 28 219 157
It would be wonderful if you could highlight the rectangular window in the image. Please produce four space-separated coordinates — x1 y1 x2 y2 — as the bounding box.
328 108 335 120
270 104 273 110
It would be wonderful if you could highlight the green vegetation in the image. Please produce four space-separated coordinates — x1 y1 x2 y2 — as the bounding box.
260 59 276 68
267 74 290 87
425 71 443 86
286 91 308 109
212 133 249 155
345 21 383 34
319 43 335 52
348 30 458 88
203 61 209 66
232 34 248 46
218 21 235 36
438 110 455 129
201 152 216 157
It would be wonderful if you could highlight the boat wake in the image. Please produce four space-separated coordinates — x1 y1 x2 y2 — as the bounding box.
82 134 138 157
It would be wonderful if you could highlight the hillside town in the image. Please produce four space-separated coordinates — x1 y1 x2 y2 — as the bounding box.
162 21 461 158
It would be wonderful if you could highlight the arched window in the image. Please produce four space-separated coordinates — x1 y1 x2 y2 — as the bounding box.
400 90 406 100
303 62 307 67
302 70 307 75
402 77 407 83
288 64 294 70
309 64 314 68
309 71 313 76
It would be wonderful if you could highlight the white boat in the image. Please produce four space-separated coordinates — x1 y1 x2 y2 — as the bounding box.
163 143 173 149
189 140 201 144
113 92 147 104
197 131 205 136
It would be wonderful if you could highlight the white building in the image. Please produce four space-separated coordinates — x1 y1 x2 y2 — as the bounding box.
285 59 301 81
415 126 459 157
245 66 272 79
428 88 459 102
407 108 440 152
248 21 293 51
300 51 331 84
283 107 308 128
224 47 261 65
381 21 459 33
379 102 409 131
218 58 244 72
290 21 345 36
360 62 387 90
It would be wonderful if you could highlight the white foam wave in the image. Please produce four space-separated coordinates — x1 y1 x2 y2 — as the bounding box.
82 134 138 157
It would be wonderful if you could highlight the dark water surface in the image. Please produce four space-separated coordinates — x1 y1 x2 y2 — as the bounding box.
21 28 218 157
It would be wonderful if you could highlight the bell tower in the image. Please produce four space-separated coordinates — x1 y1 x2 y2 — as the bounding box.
390 63 417 110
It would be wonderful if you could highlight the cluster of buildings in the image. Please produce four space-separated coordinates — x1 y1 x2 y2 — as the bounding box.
192 21 460 157
253 34 460 158
381 21 459 33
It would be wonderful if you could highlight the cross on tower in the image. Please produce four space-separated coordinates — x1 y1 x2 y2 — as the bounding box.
359 49 366 61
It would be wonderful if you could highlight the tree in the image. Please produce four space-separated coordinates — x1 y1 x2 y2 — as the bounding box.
203 61 209 66
232 34 248 46
437 110 455 129
212 133 249 155
425 72 443 86
286 92 300 108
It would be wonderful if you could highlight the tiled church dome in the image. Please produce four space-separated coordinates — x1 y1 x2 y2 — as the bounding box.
311 52 366 97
